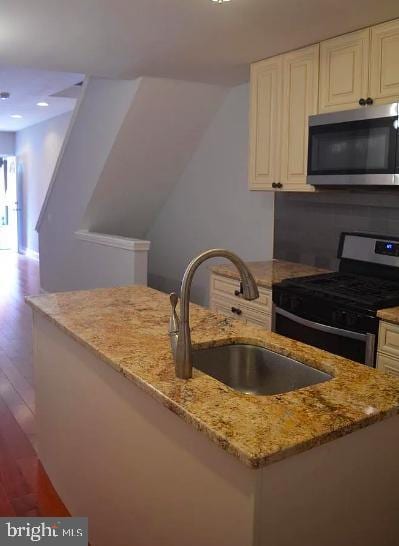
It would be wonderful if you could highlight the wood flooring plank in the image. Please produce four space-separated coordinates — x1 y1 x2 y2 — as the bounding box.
0 480 17 516
16 456 39 492
11 492 38 516
0 395 35 460
0 369 35 437
0 433 31 500
0 252 69 517
0 352 35 412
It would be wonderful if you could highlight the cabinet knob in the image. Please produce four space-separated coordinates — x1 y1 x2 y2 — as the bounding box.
234 289 241 296
272 182 277 188
359 98 366 106
276 182 283 189
231 307 242 316
366 97 374 105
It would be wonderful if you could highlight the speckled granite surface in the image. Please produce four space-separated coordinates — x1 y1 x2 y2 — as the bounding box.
210 259 329 288
378 307 399 325
27 286 399 468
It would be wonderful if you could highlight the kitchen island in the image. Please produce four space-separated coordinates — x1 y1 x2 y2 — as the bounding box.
27 286 399 546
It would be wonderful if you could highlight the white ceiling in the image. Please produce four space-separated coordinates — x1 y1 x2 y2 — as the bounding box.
0 0 398 85
0 67 83 131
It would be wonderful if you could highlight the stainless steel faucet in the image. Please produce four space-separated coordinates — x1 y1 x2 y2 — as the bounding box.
168 249 259 379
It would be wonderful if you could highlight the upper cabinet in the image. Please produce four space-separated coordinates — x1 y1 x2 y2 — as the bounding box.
249 46 318 192
249 57 282 190
319 19 399 112
249 17 399 192
319 29 370 113
370 19 399 104
280 45 319 190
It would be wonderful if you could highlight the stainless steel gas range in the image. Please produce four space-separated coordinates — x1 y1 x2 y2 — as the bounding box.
272 232 399 367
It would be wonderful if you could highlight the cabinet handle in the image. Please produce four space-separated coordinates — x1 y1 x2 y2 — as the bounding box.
366 97 374 105
231 307 242 316
359 98 366 106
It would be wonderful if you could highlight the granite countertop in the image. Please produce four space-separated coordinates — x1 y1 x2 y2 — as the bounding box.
378 307 399 325
26 286 399 469
210 259 329 288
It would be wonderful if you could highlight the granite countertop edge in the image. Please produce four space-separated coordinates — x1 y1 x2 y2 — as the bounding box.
26 286 399 470
377 307 399 325
210 259 330 289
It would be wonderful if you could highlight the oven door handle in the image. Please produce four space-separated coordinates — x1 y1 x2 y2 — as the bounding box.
273 306 375 366
274 306 365 340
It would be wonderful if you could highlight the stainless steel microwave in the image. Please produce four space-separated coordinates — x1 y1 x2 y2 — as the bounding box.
307 103 399 186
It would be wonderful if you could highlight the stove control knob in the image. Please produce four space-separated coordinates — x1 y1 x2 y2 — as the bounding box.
346 313 358 328
332 310 346 325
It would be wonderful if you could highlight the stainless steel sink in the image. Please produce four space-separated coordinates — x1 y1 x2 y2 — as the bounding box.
192 344 332 395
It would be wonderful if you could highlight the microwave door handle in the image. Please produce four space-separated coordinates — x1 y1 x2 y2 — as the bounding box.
274 307 375 366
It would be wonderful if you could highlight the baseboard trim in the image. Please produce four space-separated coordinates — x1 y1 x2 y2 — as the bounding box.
22 248 40 262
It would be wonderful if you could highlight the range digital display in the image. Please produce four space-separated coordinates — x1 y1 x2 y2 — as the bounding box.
375 240 399 257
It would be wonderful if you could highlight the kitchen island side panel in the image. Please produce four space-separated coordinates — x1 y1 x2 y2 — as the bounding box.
33 313 258 546
257 413 399 546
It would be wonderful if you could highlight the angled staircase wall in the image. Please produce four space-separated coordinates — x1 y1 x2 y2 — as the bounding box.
38 76 226 292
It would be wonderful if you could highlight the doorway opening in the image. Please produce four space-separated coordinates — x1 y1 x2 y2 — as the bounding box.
0 156 20 252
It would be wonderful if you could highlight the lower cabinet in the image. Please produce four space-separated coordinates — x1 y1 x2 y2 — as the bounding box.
209 273 272 329
377 320 399 377
377 353 399 378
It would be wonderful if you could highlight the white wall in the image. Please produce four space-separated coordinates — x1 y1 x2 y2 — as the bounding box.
38 77 140 292
83 78 226 238
38 77 227 293
146 83 275 306
0 132 15 156
15 113 71 254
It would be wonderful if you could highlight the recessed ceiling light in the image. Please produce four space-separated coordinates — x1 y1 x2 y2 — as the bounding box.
211 0 231 3
37 101 49 107
10 114 23 119
0 92 10 100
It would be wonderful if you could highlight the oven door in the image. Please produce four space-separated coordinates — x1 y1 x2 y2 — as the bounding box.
307 104 399 186
273 306 376 366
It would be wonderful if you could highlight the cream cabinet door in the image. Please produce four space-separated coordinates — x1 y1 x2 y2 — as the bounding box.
370 19 399 104
378 320 399 359
249 56 283 190
319 29 370 113
377 353 399 378
280 45 319 191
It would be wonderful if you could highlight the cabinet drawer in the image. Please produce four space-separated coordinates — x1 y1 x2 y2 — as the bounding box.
378 321 399 358
210 294 271 330
377 352 399 378
210 274 272 313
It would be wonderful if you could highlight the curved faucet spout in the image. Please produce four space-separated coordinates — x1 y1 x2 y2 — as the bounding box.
170 249 259 379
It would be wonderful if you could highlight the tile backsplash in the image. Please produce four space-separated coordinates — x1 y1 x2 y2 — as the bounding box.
274 191 399 271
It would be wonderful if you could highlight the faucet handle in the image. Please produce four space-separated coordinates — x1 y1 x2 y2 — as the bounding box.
169 292 180 334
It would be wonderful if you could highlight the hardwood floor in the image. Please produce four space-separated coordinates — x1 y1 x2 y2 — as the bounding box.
0 251 69 517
